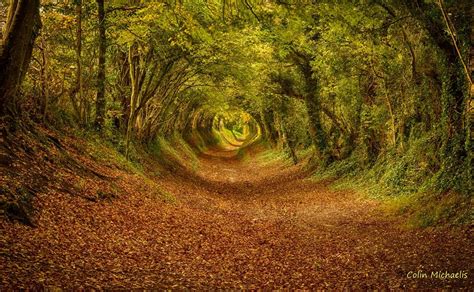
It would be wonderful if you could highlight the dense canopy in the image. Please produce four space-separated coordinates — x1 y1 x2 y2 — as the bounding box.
3 0 468 192
0 0 472 289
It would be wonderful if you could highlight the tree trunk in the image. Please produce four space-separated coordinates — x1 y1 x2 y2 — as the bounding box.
256 110 269 141
125 43 139 159
0 0 41 118
402 0 470 191
303 75 329 161
262 108 278 145
38 28 49 122
75 0 85 124
94 0 106 129
291 50 329 162
382 77 396 147
39 31 49 121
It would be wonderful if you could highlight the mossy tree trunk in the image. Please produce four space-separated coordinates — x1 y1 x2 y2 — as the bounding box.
293 52 330 163
402 0 471 191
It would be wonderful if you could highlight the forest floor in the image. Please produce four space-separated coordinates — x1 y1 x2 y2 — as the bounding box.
0 135 473 289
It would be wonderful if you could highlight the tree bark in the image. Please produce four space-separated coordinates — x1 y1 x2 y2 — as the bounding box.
401 0 470 192
125 43 139 159
39 32 49 121
76 0 86 124
302 70 329 161
437 0 472 86
290 49 329 161
0 0 41 117
94 0 107 129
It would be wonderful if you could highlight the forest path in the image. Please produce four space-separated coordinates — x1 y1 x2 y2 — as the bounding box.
1 146 472 289
155 146 473 289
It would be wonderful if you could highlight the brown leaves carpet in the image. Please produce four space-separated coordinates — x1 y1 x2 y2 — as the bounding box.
1 146 472 289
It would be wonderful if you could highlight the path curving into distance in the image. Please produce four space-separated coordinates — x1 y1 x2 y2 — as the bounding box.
1 144 472 289
160 146 473 289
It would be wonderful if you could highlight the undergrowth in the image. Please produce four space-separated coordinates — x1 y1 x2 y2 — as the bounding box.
254 148 293 167
148 133 200 172
311 133 473 227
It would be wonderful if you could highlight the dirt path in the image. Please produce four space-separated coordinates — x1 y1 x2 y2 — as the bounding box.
1 147 472 289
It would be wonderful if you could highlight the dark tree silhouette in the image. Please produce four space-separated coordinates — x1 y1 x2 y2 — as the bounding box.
0 0 41 117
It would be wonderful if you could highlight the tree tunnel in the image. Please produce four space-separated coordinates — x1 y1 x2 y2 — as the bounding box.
184 106 262 155
1 1 473 288
1 0 469 195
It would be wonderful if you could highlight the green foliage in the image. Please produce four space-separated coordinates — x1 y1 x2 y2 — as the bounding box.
12 0 472 226
148 134 199 172
254 148 293 167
